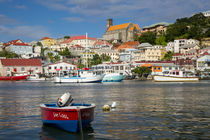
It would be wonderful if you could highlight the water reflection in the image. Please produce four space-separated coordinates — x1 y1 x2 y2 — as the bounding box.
40 124 94 140
0 81 210 139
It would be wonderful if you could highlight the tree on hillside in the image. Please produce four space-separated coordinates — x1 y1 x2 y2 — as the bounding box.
138 31 156 45
101 54 111 62
131 66 152 78
0 50 19 58
59 47 71 58
155 35 167 46
64 36 70 39
162 51 174 61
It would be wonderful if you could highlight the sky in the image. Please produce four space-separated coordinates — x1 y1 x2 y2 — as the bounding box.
0 0 209 42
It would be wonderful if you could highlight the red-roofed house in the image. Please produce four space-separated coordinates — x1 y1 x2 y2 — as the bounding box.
0 59 42 76
114 44 135 52
60 35 97 49
92 40 112 49
6 42 33 55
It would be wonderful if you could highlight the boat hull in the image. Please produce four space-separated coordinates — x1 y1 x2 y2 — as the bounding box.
103 74 126 82
40 103 95 132
0 75 29 81
54 75 104 83
153 75 199 82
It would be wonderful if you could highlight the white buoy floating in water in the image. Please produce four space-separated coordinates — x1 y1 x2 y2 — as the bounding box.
111 102 116 108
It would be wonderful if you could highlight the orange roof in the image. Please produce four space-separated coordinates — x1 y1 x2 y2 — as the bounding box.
141 64 153 67
41 37 53 40
107 23 140 32
107 23 130 32
129 24 140 31
115 44 135 51
123 41 139 46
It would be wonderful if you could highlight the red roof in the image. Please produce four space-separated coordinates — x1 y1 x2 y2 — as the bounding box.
12 43 29 46
173 53 182 56
1 59 42 66
40 37 52 40
93 40 111 46
61 35 97 44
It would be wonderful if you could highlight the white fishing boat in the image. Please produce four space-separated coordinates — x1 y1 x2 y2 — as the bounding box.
153 70 199 82
54 69 105 83
27 74 46 81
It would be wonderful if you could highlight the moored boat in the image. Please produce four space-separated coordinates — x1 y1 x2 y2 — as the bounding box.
54 69 105 83
40 93 95 132
0 75 29 81
153 70 199 82
102 73 126 82
27 74 46 81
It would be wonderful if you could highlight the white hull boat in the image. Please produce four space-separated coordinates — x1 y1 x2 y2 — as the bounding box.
153 70 199 82
54 70 105 83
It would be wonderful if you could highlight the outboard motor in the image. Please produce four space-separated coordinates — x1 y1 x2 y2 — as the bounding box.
56 92 73 107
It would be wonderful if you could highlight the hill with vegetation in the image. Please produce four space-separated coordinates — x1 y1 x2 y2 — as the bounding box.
137 13 210 45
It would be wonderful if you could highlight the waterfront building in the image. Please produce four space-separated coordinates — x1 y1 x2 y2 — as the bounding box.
142 22 170 35
40 37 56 48
133 61 179 75
61 35 97 49
103 19 141 42
0 58 42 76
7 43 33 55
43 61 76 76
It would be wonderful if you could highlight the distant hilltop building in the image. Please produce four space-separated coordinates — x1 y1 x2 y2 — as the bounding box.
142 22 170 35
103 19 141 43
202 10 210 17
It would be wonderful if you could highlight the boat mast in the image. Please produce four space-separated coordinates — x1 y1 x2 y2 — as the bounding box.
86 33 88 68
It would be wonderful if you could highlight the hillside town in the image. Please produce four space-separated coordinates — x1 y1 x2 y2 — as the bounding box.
0 12 210 80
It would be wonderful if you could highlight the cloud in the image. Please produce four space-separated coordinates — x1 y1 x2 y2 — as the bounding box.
36 0 210 24
15 5 27 10
63 17 84 22
0 14 18 25
0 25 50 40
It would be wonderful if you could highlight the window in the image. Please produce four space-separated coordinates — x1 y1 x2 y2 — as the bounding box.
54 67 57 70
21 67 25 71
158 67 161 70
7 68 10 71
49 66 51 69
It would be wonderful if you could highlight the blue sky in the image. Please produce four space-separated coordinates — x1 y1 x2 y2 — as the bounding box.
0 0 209 42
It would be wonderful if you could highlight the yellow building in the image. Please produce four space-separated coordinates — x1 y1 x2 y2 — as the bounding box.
136 46 166 61
201 37 210 47
40 37 56 47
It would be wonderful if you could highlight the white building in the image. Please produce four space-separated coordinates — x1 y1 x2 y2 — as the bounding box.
202 10 210 17
196 55 210 71
43 62 76 76
60 35 97 49
170 39 199 53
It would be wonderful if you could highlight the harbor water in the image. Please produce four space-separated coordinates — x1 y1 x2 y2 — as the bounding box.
0 80 210 140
